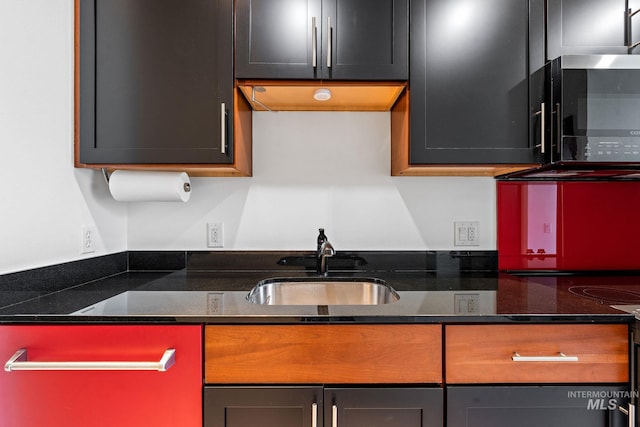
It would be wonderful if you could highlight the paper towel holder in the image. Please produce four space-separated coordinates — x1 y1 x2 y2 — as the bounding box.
101 168 191 193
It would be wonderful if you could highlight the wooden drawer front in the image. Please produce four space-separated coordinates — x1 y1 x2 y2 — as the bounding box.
446 324 628 384
205 324 442 384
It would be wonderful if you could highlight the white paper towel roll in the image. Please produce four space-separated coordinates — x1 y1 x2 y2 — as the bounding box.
108 170 191 202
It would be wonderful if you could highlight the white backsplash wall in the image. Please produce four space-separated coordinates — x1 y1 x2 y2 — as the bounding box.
127 112 497 251
0 0 127 274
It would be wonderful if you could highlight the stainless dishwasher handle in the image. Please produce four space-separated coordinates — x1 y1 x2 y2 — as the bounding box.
220 103 227 154
332 404 338 427
512 352 578 362
312 403 318 427
4 348 176 372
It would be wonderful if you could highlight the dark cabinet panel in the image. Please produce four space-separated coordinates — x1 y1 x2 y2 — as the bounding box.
447 386 629 427
547 0 632 59
235 0 322 79
326 388 442 427
205 387 442 427
409 0 535 164
235 0 408 80
204 387 323 427
78 0 234 165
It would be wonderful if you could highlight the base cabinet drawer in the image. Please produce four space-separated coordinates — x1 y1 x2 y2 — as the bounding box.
204 386 443 427
446 324 628 383
0 325 202 427
205 324 442 383
447 385 630 427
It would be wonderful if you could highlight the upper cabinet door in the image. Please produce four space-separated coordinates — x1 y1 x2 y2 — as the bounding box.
235 0 322 79
235 0 408 80
547 0 631 59
323 0 408 80
409 0 535 164
78 0 234 165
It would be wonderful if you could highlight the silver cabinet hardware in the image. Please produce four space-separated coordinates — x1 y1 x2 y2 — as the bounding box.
534 102 545 154
4 348 176 372
220 103 226 154
512 352 578 362
628 8 640 52
311 403 318 427
312 17 318 68
332 404 338 427
327 17 332 68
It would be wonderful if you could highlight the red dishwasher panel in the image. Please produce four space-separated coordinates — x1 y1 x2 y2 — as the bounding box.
0 325 202 427
498 179 640 271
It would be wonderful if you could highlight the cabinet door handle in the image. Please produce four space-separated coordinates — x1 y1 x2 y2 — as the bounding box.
331 404 338 427
312 17 318 68
534 102 545 154
512 352 578 362
4 348 176 372
618 403 635 427
628 8 640 52
327 16 332 69
220 103 227 155
311 403 318 427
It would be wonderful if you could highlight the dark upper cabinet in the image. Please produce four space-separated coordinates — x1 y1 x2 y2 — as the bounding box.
77 0 235 165
408 0 538 165
547 0 640 59
235 0 408 80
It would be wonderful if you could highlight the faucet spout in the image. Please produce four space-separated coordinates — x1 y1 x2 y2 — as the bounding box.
317 241 335 276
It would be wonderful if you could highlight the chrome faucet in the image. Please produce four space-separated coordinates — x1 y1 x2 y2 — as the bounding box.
317 240 335 276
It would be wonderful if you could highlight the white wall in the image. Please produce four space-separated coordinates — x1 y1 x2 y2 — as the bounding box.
0 0 127 274
127 112 497 251
0 0 496 275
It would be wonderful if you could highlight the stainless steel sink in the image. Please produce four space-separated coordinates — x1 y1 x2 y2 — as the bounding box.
246 277 399 305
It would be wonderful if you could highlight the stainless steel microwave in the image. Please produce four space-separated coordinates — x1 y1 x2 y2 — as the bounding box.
533 55 640 163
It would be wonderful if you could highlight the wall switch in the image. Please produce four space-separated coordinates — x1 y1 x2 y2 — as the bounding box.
454 221 480 246
81 226 97 254
207 222 224 248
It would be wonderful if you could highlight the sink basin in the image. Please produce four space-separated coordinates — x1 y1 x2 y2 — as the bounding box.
246 277 399 306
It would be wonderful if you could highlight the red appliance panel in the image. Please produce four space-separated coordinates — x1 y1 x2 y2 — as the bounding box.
498 180 640 271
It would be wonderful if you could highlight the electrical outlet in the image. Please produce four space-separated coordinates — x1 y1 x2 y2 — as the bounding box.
454 221 480 246
454 293 480 314
207 222 224 248
81 226 97 254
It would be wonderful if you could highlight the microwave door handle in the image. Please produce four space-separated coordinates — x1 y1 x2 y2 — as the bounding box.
555 103 561 161
534 103 545 155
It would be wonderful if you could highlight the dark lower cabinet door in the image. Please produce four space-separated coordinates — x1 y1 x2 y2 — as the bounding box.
447 386 630 427
204 386 323 427
409 0 534 165
326 387 443 427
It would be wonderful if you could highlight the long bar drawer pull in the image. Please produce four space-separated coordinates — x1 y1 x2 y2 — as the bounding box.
512 352 578 362
4 348 176 372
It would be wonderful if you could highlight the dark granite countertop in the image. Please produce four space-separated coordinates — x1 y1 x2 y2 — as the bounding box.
0 251 638 324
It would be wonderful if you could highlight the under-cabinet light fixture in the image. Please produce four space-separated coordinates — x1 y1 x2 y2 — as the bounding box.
313 88 332 101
